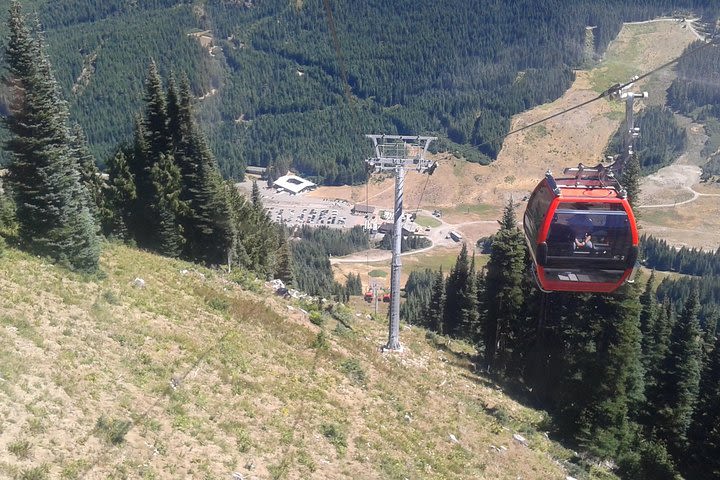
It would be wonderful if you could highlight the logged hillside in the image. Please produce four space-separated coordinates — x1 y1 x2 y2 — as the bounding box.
0 244 599 479
0 0 717 182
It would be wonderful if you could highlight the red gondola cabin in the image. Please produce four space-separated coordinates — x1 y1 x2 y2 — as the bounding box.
523 166 639 293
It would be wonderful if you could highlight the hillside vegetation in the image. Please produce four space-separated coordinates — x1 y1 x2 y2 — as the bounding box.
0 244 588 479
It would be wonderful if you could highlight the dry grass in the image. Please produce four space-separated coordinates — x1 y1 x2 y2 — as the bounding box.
0 243 601 479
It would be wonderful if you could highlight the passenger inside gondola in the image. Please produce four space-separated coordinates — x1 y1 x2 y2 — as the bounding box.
574 232 593 251
545 206 632 266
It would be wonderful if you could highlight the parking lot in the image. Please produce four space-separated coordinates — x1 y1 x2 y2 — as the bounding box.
236 179 368 229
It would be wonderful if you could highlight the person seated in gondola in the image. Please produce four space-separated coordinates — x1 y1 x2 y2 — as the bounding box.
574 231 594 252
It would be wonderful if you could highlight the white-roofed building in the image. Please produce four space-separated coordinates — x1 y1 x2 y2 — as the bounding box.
272 174 316 195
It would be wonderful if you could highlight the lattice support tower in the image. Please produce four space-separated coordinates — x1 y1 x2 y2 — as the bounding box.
609 77 648 177
365 135 437 351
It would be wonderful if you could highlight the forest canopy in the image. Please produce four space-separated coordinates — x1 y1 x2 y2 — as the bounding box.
1 0 717 184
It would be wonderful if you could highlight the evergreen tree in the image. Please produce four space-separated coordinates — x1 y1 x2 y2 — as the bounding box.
3 2 99 271
688 328 720 480
643 298 674 426
443 243 470 337
275 229 294 285
127 116 153 245
150 152 184 257
104 150 136 240
427 267 445 334
639 271 658 368
483 199 527 371
686 333 720 479
344 272 362 296
69 123 106 222
574 284 645 458
652 291 702 456
459 254 481 342
618 439 681 480
185 130 234 265
251 180 262 210
143 60 172 161
621 152 642 214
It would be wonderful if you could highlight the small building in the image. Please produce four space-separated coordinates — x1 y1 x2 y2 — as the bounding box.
272 174 316 195
352 204 375 216
402 222 419 235
378 222 394 235
246 165 267 178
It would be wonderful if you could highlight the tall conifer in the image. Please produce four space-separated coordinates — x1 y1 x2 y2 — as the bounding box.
427 267 445 334
69 123 106 221
104 150 136 240
3 3 99 271
652 291 702 455
687 333 720 479
483 199 526 371
639 271 658 367
443 243 470 337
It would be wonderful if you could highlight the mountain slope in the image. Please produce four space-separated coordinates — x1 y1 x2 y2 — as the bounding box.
2 0 715 183
0 243 602 479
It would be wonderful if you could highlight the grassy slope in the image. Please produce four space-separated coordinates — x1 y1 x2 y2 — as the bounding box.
0 244 606 479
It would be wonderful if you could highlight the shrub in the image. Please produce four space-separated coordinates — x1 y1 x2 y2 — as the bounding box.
309 311 325 327
8 439 31 459
340 358 366 386
95 416 132 445
320 423 347 456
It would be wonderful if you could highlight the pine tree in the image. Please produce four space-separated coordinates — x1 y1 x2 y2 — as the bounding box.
143 60 172 161
251 180 262 209
443 243 470 337
622 152 642 215
483 199 527 371
459 254 480 342
275 230 294 285
686 333 720 479
639 271 659 368
150 153 184 257
127 116 153 245
172 79 234 265
104 150 136 240
427 267 445 334
643 298 675 426
652 291 702 456
3 3 99 271
69 123 105 222
574 284 645 458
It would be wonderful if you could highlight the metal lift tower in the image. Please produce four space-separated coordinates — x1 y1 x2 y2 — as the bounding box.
610 77 648 176
365 135 437 351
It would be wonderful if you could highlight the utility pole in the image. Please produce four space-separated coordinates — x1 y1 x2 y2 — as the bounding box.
365 135 437 351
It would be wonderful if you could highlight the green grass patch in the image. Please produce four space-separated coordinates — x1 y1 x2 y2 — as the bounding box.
525 124 549 142
16 465 49 480
340 358 366 386
639 208 680 227
447 203 497 218
8 439 31 459
368 269 387 278
320 423 348 456
413 215 441 228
